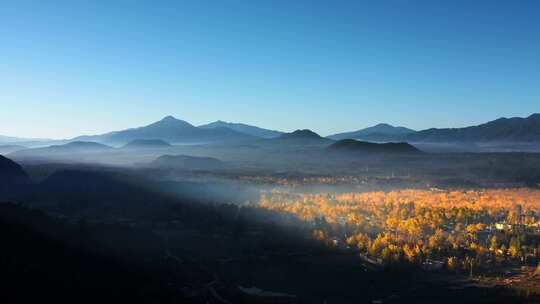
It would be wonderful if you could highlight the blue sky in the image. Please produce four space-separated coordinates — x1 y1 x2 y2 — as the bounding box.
1 0 539 139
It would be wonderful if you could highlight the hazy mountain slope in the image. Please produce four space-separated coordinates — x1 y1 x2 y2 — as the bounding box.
0 145 27 154
199 120 284 138
122 139 172 149
7 142 114 162
10 141 113 156
407 113 540 142
328 123 415 140
73 116 257 145
150 154 226 169
0 135 51 143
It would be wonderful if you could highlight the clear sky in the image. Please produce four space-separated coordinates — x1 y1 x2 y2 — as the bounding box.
1 0 539 139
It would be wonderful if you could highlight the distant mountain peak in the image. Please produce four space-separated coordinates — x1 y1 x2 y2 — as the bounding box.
161 115 178 121
70 116 256 145
154 115 193 126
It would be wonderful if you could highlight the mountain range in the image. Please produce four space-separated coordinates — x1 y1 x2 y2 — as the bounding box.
405 114 540 142
73 116 256 145
328 114 540 143
2 113 540 147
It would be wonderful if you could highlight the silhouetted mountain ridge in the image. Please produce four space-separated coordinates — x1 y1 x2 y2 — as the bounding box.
328 123 415 140
327 139 422 154
279 129 324 139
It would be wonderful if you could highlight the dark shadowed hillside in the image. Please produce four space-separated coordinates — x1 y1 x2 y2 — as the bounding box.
0 156 31 183
0 156 32 199
0 202 177 304
36 170 175 215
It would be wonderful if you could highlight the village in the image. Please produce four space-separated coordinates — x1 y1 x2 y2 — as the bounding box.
250 188 540 280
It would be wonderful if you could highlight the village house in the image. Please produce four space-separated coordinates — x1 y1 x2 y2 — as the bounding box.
495 223 513 230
